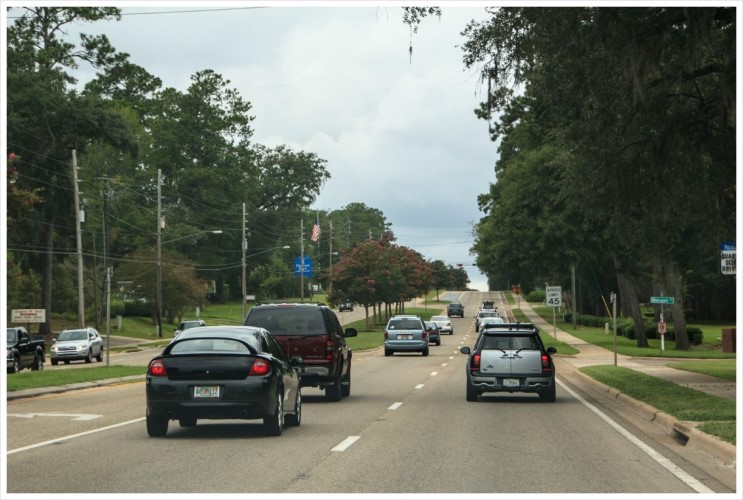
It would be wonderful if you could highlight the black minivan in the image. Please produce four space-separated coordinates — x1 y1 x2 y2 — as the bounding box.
244 303 357 401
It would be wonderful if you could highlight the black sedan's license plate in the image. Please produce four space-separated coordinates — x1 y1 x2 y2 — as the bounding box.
194 386 220 398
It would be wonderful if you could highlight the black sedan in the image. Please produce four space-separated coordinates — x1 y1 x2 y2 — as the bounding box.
146 326 302 437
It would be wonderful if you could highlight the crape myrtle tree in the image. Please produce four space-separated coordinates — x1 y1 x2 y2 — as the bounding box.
328 238 435 329
459 7 735 349
7 7 138 335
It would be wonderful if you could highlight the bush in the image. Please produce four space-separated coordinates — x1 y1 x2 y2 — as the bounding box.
527 290 545 302
123 301 152 317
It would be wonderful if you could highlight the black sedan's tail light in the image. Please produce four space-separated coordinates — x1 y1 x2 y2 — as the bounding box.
249 358 271 376
148 359 167 377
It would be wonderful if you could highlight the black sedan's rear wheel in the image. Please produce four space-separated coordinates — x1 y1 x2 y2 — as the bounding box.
285 389 302 427
146 414 168 437
264 393 284 436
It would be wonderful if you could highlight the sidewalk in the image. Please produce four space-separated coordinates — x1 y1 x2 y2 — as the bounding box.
516 299 736 465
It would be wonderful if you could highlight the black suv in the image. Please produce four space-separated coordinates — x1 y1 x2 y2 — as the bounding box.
244 303 357 401
460 323 557 402
447 302 465 317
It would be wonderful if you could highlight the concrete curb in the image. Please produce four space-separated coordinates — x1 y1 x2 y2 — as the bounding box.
573 370 736 466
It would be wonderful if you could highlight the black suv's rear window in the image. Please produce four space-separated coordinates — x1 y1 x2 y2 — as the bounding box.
245 307 327 335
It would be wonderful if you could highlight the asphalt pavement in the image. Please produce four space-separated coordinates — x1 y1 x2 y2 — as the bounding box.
6 299 737 466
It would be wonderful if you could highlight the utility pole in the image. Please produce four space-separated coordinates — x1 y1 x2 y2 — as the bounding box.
328 220 333 296
300 219 305 303
242 202 247 318
571 264 577 330
102 177 111 365
156 169 163 338
71 149 85 327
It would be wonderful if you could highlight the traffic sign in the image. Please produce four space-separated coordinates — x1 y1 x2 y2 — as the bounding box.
650 296 675 305
720 241 736 275
546 286 562 307
293 256 313 277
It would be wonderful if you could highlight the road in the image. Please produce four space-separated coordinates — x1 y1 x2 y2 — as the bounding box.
5 291 734 494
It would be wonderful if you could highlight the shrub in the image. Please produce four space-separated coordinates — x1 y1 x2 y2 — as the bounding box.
527 290 545 302
123 301 152 317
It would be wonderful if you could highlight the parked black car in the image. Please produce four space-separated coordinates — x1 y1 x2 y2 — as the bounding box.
244 303 357 401
338 302 354 312
7 327 45 373
447 302 465 317
145 326 302 437
460 323 557 402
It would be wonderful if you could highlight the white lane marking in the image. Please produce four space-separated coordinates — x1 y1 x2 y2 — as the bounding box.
441 363 448 367
388 402 403 410
415 384 424 390
430 371 439 376
8 412 102 421
448 356 454 360
8 417 146 455
558 379 714 494
332 435 360 452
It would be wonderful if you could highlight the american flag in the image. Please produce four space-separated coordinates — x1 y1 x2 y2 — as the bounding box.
311 216 321 242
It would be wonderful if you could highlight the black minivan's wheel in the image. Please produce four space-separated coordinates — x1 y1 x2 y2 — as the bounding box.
341 368 351 397
325 372 342 402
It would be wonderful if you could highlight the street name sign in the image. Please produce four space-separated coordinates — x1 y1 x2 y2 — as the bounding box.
650 296 675 305
720 241 736 275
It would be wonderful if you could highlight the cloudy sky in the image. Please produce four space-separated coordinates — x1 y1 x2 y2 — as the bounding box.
6 1 501 291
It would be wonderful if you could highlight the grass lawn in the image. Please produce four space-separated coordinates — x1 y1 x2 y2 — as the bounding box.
7 366 145 392
581 365 736 444
666 360 737 381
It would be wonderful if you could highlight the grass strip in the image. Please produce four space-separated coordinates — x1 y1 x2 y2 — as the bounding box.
7 366 145 392
665 360 737 381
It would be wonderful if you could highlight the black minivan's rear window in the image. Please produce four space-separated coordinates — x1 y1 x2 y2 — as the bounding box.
245 308 327 335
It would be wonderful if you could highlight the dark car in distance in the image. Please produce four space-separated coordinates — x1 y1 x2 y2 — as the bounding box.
145 326 302 437
338 302 354 312
424 321 441 346
447 302 465 317
244 303 357 401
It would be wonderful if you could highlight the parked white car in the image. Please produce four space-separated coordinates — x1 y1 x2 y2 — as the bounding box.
51 327 103 365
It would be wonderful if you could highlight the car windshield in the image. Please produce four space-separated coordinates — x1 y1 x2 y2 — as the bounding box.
58 330 88 341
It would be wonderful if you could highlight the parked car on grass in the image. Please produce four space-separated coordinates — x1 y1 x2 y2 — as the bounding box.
429 315 453 335
460 323 557 402
384 315 429 356
50 327 103 365
338 302 354 312
146 326 302 437
243 302 357 401
7 327 45 373
424 321 441 346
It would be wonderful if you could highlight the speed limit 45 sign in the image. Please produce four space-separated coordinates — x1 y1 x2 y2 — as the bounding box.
546 286 562 307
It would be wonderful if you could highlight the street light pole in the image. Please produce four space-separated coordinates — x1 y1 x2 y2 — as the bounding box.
156 169 162 338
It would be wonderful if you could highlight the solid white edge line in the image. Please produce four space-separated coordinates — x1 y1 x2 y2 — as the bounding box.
557 378 715 494
8 417 146 455
331 435 360 452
